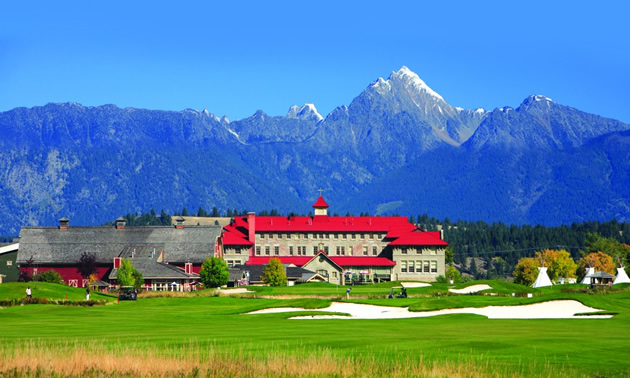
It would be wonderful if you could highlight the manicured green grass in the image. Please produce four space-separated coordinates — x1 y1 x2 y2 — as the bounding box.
1 281 629 377
0 282 117 302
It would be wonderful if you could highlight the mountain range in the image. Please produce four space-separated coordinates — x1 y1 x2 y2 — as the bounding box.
1 66 629 234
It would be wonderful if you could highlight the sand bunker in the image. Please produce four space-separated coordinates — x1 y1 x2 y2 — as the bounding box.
448 284 492 294
246 300 611 319
401 282 432 288
220 288 254 295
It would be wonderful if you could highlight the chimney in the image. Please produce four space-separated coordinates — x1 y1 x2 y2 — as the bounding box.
175 216 185 229
115 217 127 230
247 212 256 255
114 257 121 269
440 229 444 240
185 262 193 274
59 217 70 230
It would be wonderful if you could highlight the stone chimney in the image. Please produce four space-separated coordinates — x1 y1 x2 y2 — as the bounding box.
175 216 185 229
115 217 127 230
247 212 256 255
59 217 70 230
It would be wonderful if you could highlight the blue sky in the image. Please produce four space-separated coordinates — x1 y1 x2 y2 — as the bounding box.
1 1 628 122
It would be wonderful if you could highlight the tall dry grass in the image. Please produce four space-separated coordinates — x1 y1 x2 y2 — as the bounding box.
0 339 581 377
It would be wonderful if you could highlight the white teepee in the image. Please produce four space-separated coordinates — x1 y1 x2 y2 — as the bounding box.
581 267 595 284
532 267 553 288
613 267 630 284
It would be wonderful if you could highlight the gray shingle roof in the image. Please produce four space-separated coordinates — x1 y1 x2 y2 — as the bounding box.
228 264 317 283
109 256 199 280
17 225 220 264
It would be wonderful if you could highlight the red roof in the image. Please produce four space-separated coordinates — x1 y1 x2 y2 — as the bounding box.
220 231 253 246
221 213 448 248
312 196 329 208
245 215 411 233
388 231 448 246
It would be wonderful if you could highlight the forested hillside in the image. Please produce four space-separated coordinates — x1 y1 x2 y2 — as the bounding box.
414 215 630 278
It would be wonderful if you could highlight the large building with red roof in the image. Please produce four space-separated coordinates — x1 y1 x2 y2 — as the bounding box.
218 196 448 284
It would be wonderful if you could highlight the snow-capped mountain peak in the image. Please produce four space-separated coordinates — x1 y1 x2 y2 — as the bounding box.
518 95 555 111
389 66 445 102
286 103 323 121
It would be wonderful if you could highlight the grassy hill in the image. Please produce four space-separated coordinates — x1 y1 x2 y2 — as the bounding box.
0 282 117 302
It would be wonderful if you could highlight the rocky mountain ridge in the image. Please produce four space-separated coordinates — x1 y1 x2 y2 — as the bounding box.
0 67 628 234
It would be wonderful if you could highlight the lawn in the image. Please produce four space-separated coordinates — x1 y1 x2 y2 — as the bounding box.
0 281 629 377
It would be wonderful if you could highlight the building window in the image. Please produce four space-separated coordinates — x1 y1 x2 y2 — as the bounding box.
401 261 407 273
352 234 356 240
265 246 270 256
336 246 340 255
417 249 422 254
227 260 234 267
289 246 294 255
317 269 328 277
332 271 337 278
256 246 261 255
360 234 365 239
431 261 438 273
274 246 279 255
372 246 378 255
424 261 430 273
402 248 407 254
313 246 318 255
341 246 345 255
6 260 12 266
363 246 368 256
342 234 347 240
324 246 329 255
409 261 415 273
369 233 373 240
235 248 241 254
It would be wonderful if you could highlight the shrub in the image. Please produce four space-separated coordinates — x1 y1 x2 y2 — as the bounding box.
445 266 462 283
435 275 448 283
38 270 63 284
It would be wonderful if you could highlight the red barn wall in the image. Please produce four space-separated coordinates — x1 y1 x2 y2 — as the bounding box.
21 265 111 287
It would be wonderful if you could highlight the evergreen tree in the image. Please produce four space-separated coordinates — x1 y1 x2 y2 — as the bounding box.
211 207 220 217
